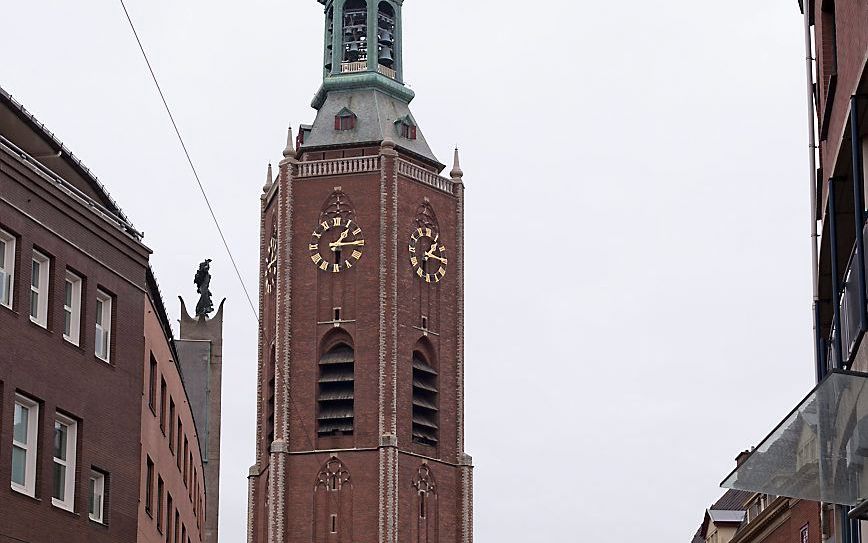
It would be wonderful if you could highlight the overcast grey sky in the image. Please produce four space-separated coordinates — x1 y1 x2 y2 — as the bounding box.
0 0 814 540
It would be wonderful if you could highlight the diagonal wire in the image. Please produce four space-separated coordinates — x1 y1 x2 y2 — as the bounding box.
118 0 259 323
119 1 330 458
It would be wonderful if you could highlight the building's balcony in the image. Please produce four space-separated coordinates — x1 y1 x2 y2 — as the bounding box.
825 222 868 372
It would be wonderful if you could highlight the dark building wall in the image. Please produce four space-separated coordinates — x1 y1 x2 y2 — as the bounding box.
176 299 224 543
139 296 206 543
0 127 150 543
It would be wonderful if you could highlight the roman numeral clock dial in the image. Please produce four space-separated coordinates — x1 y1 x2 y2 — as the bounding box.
409 227 447 283
310 217 365 273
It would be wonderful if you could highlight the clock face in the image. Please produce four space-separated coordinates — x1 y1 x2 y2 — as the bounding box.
310 217 365 273
409 227 447 283
265 232 278 294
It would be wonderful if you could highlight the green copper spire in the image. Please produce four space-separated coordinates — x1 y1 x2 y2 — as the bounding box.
314 0 412 109
305 0 442 169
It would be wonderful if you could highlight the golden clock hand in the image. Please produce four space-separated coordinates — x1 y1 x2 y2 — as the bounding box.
427 253 447 264
328 229 350 249
330 239 366 248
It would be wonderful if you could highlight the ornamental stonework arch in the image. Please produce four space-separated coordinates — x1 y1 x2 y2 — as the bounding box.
414 201 439 234
412 463 439 543
320 189 356 223
313 457 354 542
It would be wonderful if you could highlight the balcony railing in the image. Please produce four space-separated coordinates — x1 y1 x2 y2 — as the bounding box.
377 64 396 80
396 159 454 195
297 156 380 178
340 61 367 74
828 221 868 370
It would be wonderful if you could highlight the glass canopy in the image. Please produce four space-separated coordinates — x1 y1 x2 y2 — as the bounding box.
722 370 868 507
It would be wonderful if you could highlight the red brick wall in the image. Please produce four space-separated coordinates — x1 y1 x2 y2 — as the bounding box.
251 143 468 542
138 297 206 543
0 135 149 543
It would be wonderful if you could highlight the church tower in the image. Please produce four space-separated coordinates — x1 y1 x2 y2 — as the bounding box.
247 2 473 543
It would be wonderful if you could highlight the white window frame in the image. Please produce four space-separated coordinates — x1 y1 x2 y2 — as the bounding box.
95 290 112 362
89 470 106 523
11 395 40 496
52 414 77 511
63 271 82 345
0 229 15 309
30 250 50 327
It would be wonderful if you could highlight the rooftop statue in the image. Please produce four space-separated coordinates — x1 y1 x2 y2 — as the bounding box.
194 259 214 317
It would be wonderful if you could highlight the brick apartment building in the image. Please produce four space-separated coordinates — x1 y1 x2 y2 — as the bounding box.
246 1 473 542
703 0 867 542
0 87 218 543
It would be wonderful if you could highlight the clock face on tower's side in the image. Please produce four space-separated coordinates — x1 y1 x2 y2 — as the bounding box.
310 217 365 273
409 227 447 283
265 232 278 294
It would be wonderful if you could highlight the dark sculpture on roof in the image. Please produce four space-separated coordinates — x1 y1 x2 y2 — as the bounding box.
194 259 214 317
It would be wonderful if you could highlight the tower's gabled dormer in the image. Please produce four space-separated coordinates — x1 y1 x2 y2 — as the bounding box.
305 0 444 170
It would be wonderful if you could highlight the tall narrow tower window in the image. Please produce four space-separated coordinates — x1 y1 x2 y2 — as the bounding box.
342 0 368 67
324 7 334 71
412 351 439 445
317 342 355 435
377 2 396 74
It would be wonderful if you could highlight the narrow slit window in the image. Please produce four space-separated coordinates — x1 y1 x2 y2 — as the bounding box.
30 250 50 327
89 469 106 523
63 271 82 345
0 229 15 308
52 414 78 511
330 514 338 533
95 290 112 362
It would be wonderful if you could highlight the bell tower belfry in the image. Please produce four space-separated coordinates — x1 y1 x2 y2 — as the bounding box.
247 1 473 543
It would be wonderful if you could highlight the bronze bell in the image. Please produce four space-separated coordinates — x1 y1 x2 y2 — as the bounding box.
378 46 394 66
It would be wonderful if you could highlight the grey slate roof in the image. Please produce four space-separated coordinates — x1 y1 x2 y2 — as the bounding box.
300 88 444 170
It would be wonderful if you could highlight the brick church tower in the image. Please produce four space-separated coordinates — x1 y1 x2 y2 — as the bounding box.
246 1 473 542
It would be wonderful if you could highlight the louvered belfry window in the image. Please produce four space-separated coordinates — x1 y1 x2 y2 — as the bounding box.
412 352 438 445
318 344 355 435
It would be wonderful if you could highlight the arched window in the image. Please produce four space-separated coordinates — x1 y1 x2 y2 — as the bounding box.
412 348 438 445
318 337 355 435
342 0 368 65
376 2 395 69
314 457 354 542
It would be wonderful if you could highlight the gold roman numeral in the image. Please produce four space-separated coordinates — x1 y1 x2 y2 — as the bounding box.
319 261 329 271
352 250 362 260
311 254 323 264
309 244 319 251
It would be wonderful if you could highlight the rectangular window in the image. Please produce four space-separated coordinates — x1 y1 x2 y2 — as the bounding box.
63 271 82 344
52 414 78 511
157 476 165 532
0 229 16 309
149 356 158 413
145 456 155 516
169 400 176 452
177 422 183 470
11 395 39 496
89 469 106 523
166 494 173 543
183 437 189 484
159 377 167 433
30 250 50 327
330 514 338 533
95 290 112 361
